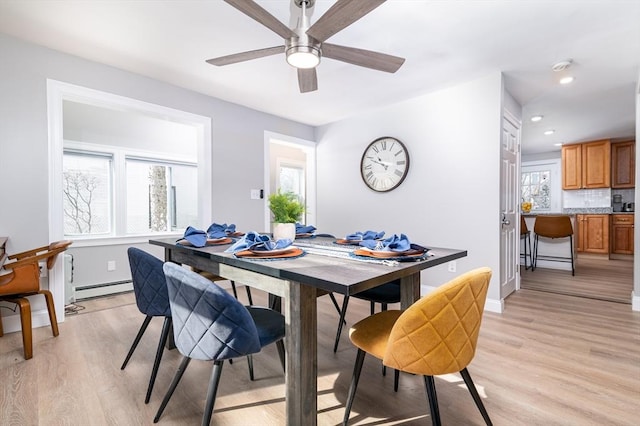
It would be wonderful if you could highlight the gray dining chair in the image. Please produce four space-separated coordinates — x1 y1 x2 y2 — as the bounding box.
153 262 285 425
121 247 172 404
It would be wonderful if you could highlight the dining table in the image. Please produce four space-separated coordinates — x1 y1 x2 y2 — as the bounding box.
149 235 467 426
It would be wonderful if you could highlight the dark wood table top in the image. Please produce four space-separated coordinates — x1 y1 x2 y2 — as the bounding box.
150 236 467 296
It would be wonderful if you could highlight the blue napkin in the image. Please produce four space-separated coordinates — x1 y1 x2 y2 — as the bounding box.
359 233 411 252
296 223 316 234
207 223 235 239
345 230 385 241
180 226 207 247
249 238 293 252
225 231 272 253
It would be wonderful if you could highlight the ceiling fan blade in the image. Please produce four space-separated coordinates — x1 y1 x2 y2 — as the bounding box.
224 0 296 39
206 46 285 66
322 43 405 73
306 0 387 42
298 68 318 93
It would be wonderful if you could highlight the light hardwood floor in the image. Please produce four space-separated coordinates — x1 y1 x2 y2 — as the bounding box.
520 254 634 304
1 272 639 425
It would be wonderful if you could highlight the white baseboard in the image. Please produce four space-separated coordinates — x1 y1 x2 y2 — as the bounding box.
1 309 54 335
633 291 640 311
74 281 133 300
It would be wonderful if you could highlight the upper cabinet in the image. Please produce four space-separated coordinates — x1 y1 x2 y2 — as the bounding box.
611 140 635 188
562 139 611 190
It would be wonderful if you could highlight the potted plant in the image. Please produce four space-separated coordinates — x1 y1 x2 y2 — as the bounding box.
268 190 304 241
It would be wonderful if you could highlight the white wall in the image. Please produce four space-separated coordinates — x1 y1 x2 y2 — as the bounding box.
315 72 504 309
0 33 314 330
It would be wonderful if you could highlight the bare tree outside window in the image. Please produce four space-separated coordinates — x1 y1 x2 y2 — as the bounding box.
149 165 167 231
63 170 98 233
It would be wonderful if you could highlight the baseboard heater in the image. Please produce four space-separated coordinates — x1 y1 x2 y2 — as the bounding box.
74 280 134 301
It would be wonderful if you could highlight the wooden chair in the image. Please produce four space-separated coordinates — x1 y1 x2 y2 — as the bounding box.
343 267 493 425
0 240 72 359
532 215 575 275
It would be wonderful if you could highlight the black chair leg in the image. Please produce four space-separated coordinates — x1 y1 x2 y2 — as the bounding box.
328 293 346 324
570 235 575 276
276 339 286 372
121 315 152 369
532 234 539 271
394 369 400 392
202 361 224 426
230 280 239 299
154 356 192 423
343 349 366 426
245 286 254 305
145 316 171 403
424 375 441 426
460 368 493 426
334 296 350 352
247 354 255 381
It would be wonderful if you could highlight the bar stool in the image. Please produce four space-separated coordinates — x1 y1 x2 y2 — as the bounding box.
520 215 532 270
532 215 575 275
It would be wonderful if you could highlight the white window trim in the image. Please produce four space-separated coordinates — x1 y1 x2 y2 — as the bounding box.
521 158 561 212
47 79 212 321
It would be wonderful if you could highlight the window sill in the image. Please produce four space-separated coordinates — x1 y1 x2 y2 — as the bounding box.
67 233 182 248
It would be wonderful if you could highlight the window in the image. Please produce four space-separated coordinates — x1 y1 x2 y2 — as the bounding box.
521 159 561 212
63 151 112 235
63 143 197 238
279 164 305 202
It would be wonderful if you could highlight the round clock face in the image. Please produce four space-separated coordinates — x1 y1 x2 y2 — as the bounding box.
360 137 410 192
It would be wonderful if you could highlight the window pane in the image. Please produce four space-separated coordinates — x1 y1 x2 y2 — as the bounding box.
126 160 197 234
280 165 305 203
521 170 552 211
63 152 112 235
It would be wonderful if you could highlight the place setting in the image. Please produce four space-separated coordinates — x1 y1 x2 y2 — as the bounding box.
335 230 385 245
225 231 305 260
351 233 430 262
175 223 243 247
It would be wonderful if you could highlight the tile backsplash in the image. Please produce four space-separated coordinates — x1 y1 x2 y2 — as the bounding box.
563 188 635 208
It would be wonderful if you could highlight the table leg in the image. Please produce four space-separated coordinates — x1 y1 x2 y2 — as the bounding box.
284 280 317 426
400 273 421 309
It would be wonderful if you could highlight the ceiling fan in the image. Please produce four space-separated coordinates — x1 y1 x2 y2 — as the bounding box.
206 0 405 93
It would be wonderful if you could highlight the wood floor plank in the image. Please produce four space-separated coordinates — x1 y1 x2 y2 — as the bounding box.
1 268 639 425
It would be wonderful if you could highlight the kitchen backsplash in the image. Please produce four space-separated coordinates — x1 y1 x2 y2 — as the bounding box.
563 188 635 208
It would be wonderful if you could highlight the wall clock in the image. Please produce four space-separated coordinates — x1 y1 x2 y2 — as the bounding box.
360 136 410 192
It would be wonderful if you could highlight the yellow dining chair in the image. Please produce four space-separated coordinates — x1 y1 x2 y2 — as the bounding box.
343 267 493 426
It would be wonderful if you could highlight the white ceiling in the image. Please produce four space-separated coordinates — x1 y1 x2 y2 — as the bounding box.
0 0 638 155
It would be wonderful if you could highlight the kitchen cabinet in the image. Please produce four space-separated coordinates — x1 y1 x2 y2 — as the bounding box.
576 214 609 254
562 140 611 189
611 140 635 188
611 214 634 254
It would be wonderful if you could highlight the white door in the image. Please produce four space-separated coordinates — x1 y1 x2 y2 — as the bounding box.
500 112 521 298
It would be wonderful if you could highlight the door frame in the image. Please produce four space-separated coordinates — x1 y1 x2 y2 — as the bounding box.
263 131 317 232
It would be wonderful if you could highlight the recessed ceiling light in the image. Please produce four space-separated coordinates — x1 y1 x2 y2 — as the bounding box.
554 143 563 147
531 115 543 122
544 130 555 135
560 76 574 85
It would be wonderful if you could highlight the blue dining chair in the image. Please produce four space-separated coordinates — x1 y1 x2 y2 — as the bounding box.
121 247 172 404
153 262 285 425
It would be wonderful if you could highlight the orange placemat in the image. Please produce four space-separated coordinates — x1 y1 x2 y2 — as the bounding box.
353 247 426 259
177 237 233 246
234 247 304 259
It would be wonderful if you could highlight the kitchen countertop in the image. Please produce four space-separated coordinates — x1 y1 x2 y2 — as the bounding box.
523 208 634 216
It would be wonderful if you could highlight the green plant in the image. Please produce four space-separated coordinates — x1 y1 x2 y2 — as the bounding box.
268 190 304 223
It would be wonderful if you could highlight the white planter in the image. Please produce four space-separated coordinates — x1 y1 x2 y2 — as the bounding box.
273 223 296 242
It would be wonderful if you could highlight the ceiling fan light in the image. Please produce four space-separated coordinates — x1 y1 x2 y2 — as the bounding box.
286 46 320 69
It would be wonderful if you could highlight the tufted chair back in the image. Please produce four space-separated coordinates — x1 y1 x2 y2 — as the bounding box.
128 247 171 318
163 262 261 361
383 267 492 376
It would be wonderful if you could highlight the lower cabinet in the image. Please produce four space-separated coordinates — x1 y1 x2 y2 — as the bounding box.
611 214 634 255
576 214 610 254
